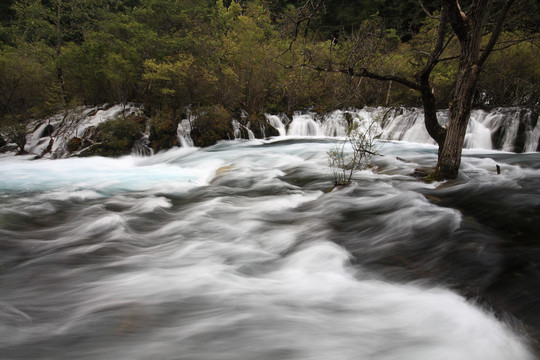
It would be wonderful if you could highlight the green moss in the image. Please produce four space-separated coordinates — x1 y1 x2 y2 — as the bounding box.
424 174 436 183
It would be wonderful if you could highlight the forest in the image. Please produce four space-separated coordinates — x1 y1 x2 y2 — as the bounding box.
1 1 539 115
0 0 539 160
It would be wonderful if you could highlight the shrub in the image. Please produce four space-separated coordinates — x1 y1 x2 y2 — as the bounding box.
149 113 179 152
328 116 379 186
0 118 29 154
81 115 145 157
191 105 233 147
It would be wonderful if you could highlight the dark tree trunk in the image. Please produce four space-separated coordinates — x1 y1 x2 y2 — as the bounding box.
56 0 66 103
434 0 505 179
420 75 446 152
435 62 480 179
435 30 484 178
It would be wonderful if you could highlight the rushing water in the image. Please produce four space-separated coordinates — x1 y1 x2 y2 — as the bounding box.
1 138 539 360
20 105 540 159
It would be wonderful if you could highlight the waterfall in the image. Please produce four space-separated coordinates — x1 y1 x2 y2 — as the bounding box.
320 110 348 137
132 137 154 156
524 118 540 153
177 118 194 147
265 114 287 137
501 111 521 152
261 107 539 152
287 114 324 136
378 108 439 145
464 118 493 149
13 105 540 158
232 119 255 140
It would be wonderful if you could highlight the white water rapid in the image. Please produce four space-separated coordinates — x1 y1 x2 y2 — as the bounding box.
263 107 539 153
1 138 538 360
8 106 538 158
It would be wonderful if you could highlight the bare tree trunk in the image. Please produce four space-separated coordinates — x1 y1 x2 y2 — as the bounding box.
435 0 513 179
436 59 481 178
435 24 484 178
420 75 446 152
56 0 66 104
385 80 392 105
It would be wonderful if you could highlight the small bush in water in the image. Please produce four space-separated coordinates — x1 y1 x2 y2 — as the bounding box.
328 116 378 186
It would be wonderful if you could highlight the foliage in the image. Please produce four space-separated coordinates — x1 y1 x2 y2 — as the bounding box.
478 35 540 105
328 114 378 186
66 136 83 152
148 113 179 152
0 118 29 154
0 46 59 119
0 0 537 139
0 45 59 153
82 115 145 156
190 105 233 147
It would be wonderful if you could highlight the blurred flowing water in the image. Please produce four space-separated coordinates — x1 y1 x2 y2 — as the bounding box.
1 139 539 360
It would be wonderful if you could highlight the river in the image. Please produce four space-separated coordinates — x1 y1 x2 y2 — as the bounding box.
1 136 539 359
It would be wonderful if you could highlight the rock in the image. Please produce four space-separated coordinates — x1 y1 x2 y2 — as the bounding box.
248 113 280 139
41 138 54 157
40 124 54 138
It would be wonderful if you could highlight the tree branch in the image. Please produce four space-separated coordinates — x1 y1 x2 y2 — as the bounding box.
443 0 468 42
418 0 439 19
478 0 515 67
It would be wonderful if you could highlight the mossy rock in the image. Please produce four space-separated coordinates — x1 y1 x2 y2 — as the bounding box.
248 113 280 139
191 105 234 147
81 116 145 157
149 114 179 152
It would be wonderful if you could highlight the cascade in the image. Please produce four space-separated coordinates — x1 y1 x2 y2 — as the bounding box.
265 114 287 137
232 119 255 140
287 114 323 136
132 137 154 157
22 104 139 158
9 105 539 158
501 111 521 152
524 118 540 153
177 118 194 147
464 118 493 149
262 107 539 152
320 110 348 137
